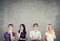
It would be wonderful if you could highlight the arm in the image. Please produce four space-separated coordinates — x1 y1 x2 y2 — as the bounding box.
19 34 27 40
52 30 56 39
17 31 26 40
17 32 21 40
10 33 15 41
3 33 6 41
29 33 37 40
53 33 56 39
3 38 5 41
42 34 46 41
37 32 42 41
9 31 15 41
29 31 35 40
30 36 37 40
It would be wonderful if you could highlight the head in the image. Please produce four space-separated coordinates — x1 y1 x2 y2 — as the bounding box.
8 24 13 31
47 24 53 31
33 23 38 31
20 24 26 32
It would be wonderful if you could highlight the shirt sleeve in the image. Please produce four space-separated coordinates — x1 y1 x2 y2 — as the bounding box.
45 32 47 36
29 31 33 38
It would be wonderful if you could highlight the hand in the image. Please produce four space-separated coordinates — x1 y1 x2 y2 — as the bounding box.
9 30 12 35
36 37 41 41
51 30 55 34
20 30 23 33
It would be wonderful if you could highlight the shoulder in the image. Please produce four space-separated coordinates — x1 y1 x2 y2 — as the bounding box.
4 32 8 35
45 32 48 35
12 32 16 34
30 30 34 33
30 30 34 32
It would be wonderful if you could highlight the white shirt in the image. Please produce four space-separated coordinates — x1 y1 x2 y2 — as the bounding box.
45 32 55 41
29 30 41 39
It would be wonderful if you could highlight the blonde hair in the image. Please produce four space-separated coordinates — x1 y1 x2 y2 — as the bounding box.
46 24 52 32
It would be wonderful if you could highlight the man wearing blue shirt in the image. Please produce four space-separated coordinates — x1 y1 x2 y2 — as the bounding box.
3 24 15 41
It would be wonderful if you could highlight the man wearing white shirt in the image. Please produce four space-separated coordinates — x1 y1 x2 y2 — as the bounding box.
29 23 41 41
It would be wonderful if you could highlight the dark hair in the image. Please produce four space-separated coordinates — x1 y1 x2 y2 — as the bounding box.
8 24 13 27
18 24 26 34
48 24 52 25
33 23 38 27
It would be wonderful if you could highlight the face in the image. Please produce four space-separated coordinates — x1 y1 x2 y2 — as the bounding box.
8 26 13 31
48 25 53 31
20 25 24 31
33 25 38 30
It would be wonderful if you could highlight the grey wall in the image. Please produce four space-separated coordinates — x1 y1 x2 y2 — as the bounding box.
0 0 60 41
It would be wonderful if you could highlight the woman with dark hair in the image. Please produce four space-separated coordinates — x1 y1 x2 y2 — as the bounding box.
17 24 26 41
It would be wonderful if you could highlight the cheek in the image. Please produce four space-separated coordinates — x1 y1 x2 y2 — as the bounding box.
10 28 12 30
8 28 11 30
35 27 38 29
49 28 52 30
8 28 10 30
21 27 23 30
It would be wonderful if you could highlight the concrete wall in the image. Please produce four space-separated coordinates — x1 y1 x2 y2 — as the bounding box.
0 0 60 41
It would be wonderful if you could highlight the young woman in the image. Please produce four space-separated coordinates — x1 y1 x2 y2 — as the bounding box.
42 24 56 41
17 24 26 41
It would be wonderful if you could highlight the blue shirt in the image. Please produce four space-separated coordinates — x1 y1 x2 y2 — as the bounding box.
4 32 15 41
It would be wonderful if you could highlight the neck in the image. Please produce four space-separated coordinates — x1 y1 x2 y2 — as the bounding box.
34 30 37 32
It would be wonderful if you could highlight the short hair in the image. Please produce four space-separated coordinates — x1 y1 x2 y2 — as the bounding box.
8 24 13 27
33 23 38 27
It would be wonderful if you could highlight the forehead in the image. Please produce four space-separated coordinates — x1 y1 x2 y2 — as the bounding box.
49 25 52 26
8 26 13 28
34 25 38 26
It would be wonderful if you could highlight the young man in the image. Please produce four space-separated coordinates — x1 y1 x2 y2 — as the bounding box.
29 23 41 41
3 24 16 41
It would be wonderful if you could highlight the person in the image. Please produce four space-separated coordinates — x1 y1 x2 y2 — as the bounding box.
29 23 41 41
42 24 56 41
3 24 16 41
17 24 27 41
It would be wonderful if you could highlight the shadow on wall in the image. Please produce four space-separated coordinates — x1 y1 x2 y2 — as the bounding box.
55 9 60 41
55 0 60 41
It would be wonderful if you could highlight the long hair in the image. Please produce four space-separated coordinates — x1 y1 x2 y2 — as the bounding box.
18 24 26 34
46 24 52 32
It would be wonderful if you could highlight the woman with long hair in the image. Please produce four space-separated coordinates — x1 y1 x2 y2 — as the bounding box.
42 24 56 41
17 24 26 41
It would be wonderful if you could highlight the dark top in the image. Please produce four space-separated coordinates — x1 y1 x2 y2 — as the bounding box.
18 30 26 41
4 32 15 41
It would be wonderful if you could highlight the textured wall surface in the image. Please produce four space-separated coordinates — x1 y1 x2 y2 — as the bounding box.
0 0 60 41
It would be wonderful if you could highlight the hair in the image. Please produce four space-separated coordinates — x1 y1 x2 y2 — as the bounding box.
46 24 52 32
48 24 52 25
18 24 26 34
33 23 38 27
8 24 13 27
